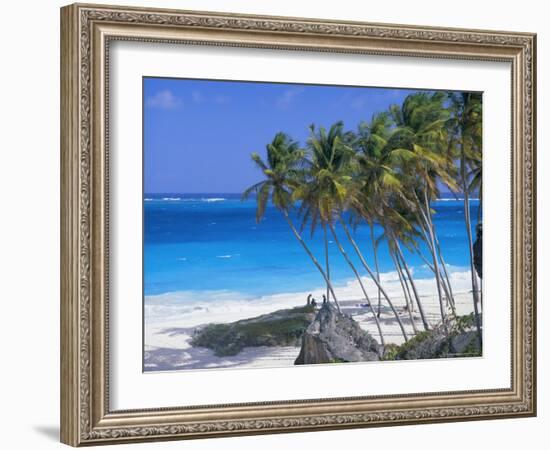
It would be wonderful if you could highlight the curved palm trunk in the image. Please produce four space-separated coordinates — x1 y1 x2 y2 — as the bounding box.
282 210 341 312
477 180 483 223
337 220 409 342
396 254 415 312
394 241 431 331
416 221 456 315
416 247 452 309
323 223 331 302
461 156 482 346
369 222 382 318
434 233 456 313
327 223 388 347
427 213 456 311
390 248 419 334
396 256 413 312
419 189 447 322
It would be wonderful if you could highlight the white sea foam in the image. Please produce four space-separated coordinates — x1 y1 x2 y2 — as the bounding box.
216 254 239 259
144 269 475 326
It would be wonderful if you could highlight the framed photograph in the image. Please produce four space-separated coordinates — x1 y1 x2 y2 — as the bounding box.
60 3 537 446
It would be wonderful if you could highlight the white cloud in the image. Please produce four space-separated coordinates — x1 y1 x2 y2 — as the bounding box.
276 87 304 108
146 90 182 109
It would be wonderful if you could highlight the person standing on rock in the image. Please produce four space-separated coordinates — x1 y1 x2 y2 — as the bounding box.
306 294 312 306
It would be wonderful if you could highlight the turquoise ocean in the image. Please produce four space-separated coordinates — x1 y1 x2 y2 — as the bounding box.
144 194 479 300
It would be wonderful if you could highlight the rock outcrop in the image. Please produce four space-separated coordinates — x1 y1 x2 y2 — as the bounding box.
294 303 380 365
393 314 481 360
190 305 316 356
473 222 482 279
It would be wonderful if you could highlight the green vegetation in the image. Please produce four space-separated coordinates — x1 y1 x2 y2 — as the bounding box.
455 312 476 331
190 306 315 356
243 91 483 346
459 337 482 357
394 330 437 359
381 343 400 361
382 315 482 360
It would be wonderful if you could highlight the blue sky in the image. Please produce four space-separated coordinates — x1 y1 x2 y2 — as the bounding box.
143 78 423 194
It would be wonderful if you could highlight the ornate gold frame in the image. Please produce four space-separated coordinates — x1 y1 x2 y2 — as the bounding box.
60 3 537 446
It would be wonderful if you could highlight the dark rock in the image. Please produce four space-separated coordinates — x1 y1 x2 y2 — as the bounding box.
395 328 451 360
451 330 480 355
394 313 481 360
190 306 316 356
295 303 380 365
473 222 482 278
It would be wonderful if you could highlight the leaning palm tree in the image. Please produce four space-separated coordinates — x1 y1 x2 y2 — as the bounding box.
348 112 431 333
378 201 432 331
306 122 411 343
242 132 341 311
295 122 354 307
381 225 420 334
338 209 412 340
354 112 393 317
387 92 460 323
447 92 483 340
344 158 415 338
294 121 389 345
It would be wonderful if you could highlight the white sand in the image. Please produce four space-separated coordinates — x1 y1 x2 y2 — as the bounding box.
144 270 479 371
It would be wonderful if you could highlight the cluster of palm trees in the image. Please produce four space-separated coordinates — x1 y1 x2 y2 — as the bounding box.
243 91 482 347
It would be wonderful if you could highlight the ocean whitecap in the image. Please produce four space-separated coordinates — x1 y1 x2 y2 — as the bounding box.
216 254 240 259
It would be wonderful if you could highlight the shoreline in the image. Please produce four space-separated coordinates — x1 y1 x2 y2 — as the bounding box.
144 270 479 372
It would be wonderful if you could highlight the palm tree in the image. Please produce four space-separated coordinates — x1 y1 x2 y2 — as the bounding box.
294 121 389 345
303 121 410 342
385 205 433 331
413 213 456 315
338 216 411 340
295 122 356 308
388 242 419 334
354 112 393 317
350 112 432 332
387 92 459 323
242 132 342 311
447 92 483 341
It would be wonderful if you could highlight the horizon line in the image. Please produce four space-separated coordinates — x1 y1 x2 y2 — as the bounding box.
144 192 479 199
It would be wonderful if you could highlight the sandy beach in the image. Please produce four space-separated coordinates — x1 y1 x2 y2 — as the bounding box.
144 270 479 372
